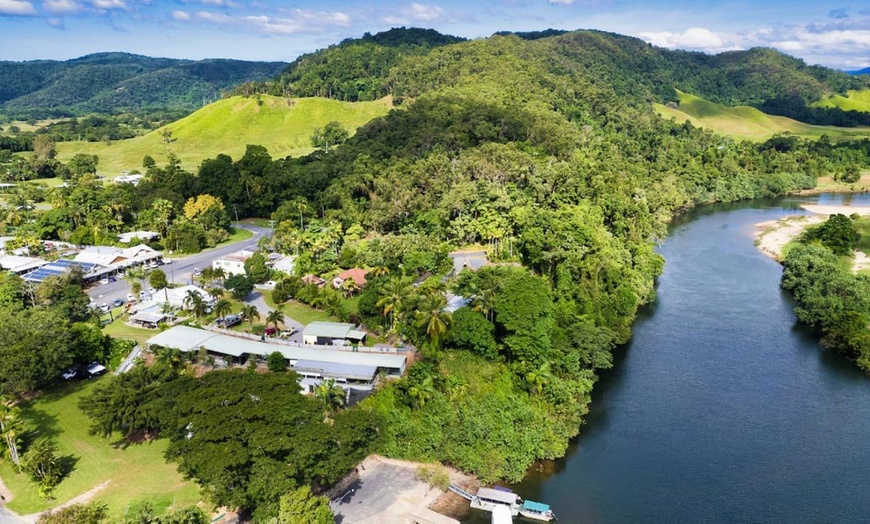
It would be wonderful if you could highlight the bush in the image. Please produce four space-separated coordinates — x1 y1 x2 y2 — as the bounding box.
225 274 254 300
267 351 286 372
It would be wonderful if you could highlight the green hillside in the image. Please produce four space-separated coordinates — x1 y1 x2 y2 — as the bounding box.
812 89 870 113
655 92 870 141
56 95 392 175
0 53 286 118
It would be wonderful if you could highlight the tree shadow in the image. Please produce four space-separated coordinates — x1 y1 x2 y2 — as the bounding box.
19 409 61 443
57 454 79 480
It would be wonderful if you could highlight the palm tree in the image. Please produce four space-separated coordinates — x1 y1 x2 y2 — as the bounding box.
376 276 413 332
156 347 185 372
340 277 358 298
415 291 452 348
213 299 232 323
199 267 215 286
0 397 22 465
524 361 553 396
266 307 285 330
131 281 142 302
212 267 226 285
407 375 436 409
183 290 206 323
208 287 224 301
369 265 390 279
313 379 345 416
240 304 260 330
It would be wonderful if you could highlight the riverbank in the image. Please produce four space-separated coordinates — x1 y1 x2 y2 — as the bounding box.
797 173 870 195
755 203 870 263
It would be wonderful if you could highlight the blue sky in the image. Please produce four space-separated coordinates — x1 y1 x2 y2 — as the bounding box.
0 0 868 70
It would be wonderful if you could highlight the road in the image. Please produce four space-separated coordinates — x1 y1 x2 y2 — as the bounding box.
88 224 271 306
0 506 25 524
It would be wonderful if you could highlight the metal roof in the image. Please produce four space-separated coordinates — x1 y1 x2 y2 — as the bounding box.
147 326 406 371
131 311 166 324
477 488 519 505
293 359 377 381
302 321 357 339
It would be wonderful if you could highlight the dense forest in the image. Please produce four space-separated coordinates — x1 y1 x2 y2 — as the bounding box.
0 53 286 119
266 29 870 126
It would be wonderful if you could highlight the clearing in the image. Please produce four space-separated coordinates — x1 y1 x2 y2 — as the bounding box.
0 379 200 521
811 89 870 113
655 91 870 142
55 95 392 177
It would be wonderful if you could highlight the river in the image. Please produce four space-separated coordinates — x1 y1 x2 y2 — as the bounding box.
464 193 870 523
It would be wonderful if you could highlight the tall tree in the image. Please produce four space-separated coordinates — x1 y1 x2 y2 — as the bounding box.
240 304 260 330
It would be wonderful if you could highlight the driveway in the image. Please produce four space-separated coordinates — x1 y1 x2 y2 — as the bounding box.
242 291 305 343
89 225 271 305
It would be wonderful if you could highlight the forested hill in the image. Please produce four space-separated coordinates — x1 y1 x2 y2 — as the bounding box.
0 53 286 118
265 28 870 126
852 67 870 76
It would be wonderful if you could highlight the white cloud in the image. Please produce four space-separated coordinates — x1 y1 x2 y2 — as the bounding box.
172 9 190 21
0 0 37 15
43 0 79 14
193 8 350 35
639 27 742 53
549 0 575 4
89 0 124 9
383 2 443 25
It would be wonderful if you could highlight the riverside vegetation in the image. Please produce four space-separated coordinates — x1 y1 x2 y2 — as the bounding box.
2 27 870 521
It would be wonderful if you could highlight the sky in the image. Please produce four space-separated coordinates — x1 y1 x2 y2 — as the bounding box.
0 0 868 70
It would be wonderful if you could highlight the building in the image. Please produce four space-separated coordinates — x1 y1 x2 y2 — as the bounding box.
302 322 368 346
146 326 406 392
332 268 370 289
0 255 46 275
212 250 254 276
118 231 159 244
134 284 211 311
74 244 161 267
449 250 489 275
114 174 144 185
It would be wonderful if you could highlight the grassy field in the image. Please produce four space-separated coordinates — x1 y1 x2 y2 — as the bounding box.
55 95 392 176
0 379 201 520
655 91 870 142
812 89 870 113
102 314 158 345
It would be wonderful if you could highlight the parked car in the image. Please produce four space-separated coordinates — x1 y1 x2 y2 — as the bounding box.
61 368 77 380
163 258 172 264
127 293 135 302
99 278 109 285
112 298 124 307
193 267 202 277
149 287 157 295
108 276 117 283
100 303 109 312
264 326 278 336
149 261 159 269
280 327 297 338
217 314 241 328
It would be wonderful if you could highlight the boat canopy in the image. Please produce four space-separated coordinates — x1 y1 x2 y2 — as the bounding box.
477 487 518 505
523 500 551 512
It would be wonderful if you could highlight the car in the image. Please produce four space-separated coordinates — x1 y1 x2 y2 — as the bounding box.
217 314 241 328
112 298 124 307
108 276 117 283
100 303 109 312
163 258 172 264
99 278 109 285
127 293 135 302
139 290 147 300
193 267 202 277
280 327 297 338
149 287 157 295
61 368 77 380
264 326 278 336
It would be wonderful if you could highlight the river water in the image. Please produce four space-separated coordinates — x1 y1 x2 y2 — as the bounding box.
465 193 870 524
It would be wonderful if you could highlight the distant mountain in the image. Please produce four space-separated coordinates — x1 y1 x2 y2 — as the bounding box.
850 67 870 75
0 53 287 118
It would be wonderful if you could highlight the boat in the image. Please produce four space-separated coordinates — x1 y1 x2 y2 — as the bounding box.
519 499 556 521
470 487 522 516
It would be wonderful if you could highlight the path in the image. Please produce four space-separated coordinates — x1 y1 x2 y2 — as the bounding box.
0 475 24 524
242 291 304 343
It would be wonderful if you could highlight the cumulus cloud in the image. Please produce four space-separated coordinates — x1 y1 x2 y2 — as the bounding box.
43 0 79 14
190 8 350 35
89 0 124 9
384 2 443 24
0 0 37 15
639 27 742 53
172 9 190 20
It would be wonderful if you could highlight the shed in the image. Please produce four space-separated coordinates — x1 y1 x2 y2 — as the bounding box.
130 311 166 328
302 322 367 346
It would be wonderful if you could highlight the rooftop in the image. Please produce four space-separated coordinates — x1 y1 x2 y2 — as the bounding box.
302 321 366 340
146 325 405 370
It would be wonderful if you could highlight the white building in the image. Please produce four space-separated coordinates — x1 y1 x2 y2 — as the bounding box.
118 231 159 244
134 284 212 311
74 244 160 267
212 250 254 276
114 174 144 185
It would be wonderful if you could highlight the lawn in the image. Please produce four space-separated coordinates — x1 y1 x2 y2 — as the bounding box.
219 226 254 246
102 314 158 345
269 297 335 325
0 379 201 520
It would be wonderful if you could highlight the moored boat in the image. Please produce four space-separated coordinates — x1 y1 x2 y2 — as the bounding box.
470 487 522 516
519 499 556 521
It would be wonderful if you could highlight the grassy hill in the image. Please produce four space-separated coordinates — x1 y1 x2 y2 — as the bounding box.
655 91 870 142
56 95 392 175
812 89 870 113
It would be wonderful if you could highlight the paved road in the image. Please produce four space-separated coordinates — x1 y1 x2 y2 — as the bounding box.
244 291 305 343
0 506 25 524
88 225 271 306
